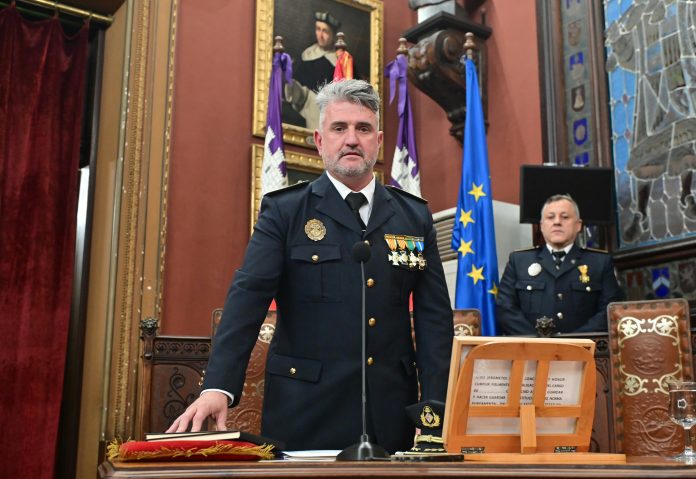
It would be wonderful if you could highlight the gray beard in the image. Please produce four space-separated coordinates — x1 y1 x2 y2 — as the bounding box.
331 160 374 178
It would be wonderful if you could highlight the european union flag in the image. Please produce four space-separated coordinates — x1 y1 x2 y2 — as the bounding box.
451 59 499 336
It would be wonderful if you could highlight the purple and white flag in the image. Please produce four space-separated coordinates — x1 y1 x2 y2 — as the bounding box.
262 51 292 196
385 53 421 196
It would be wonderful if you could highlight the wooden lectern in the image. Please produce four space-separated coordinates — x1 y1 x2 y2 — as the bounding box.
443 337 626 463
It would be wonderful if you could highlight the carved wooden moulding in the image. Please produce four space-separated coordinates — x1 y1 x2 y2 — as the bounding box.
608 299 693 456
139 318 212 435
402 12 491 142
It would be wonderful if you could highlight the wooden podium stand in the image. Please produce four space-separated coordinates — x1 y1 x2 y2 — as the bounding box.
443 337 626 463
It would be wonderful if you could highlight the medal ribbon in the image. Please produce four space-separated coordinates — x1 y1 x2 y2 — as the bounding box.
396 236 408 251
384 234 397 252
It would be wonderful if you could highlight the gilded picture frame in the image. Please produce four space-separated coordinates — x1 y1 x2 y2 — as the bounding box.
252 0 383 149
250 144 383 228
250 144 324 228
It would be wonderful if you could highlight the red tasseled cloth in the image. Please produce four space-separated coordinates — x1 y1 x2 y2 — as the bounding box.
110 440 276 462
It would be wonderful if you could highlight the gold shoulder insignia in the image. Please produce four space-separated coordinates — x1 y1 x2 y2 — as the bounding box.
513 246 538 252
385 185 428 203
265 181 309 197
584 247 609 254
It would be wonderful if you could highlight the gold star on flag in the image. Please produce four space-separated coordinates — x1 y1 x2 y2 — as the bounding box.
488 283 498 297
458 240 474 257
459 209 475 227
467 264 485 284
468 183 486 202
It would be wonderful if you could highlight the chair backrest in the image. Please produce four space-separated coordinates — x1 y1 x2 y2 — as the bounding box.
607 298 693 456
211 308 277 435
454 308 481 337
137 319 211 438
216 307 478 434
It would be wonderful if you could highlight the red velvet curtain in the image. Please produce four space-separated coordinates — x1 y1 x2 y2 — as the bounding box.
0 6 88 478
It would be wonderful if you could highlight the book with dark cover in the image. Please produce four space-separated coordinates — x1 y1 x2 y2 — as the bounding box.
145 430 285 450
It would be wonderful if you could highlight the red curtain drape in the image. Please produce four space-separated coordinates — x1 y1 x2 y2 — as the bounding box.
0 6 88 478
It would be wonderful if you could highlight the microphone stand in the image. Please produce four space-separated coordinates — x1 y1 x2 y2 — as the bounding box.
336 242 390 461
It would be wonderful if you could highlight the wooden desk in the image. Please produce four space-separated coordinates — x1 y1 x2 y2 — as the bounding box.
99 457 696 478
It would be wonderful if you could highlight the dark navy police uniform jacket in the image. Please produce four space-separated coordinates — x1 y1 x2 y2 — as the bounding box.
203 173 453 453
496 245 625 335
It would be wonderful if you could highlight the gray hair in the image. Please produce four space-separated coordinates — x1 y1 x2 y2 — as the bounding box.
541 194 581 219
315 79 380 128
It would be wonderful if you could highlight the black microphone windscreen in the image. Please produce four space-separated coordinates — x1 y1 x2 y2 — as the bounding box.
352 241 371 263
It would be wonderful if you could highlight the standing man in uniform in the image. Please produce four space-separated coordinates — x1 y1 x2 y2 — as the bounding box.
167 80 453 453
496 194 624 335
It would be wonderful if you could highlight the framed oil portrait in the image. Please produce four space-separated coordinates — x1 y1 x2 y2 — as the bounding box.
252 0 383 149
250 144 383 228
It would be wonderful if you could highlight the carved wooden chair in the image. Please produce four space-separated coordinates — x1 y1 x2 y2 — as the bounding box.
453 308 481 337
137 318 211 438
138 305 478 439
211 308 276 435
607 298 694 456
217 307 480 435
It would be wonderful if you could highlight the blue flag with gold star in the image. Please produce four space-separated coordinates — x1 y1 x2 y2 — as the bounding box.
451 59 498 336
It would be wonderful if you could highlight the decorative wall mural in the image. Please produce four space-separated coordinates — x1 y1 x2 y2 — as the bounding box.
562 0 596 167
619 256 696 302
605 0 696 248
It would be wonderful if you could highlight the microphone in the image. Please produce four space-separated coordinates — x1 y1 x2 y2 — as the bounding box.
351 240 371 263
337 241 390 461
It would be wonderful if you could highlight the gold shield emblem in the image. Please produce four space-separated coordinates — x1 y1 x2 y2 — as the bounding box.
420 405 441 429
304 219 326 241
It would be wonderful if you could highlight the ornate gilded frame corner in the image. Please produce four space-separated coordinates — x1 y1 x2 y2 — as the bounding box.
252 0 384 150
250 144 325 228
250 144 384 230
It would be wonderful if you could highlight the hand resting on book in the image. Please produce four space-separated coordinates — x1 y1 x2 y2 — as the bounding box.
166 390 228 433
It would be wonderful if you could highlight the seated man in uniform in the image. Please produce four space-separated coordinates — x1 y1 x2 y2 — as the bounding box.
496 194 625 335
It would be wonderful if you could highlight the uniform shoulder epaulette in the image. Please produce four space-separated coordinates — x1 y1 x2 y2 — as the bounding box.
265 180 310 197
584 246 609 254
513 246 538 252
385 185 428 204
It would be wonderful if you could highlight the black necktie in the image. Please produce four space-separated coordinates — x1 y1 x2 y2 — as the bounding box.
552 250 566 269
345 192 367 231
